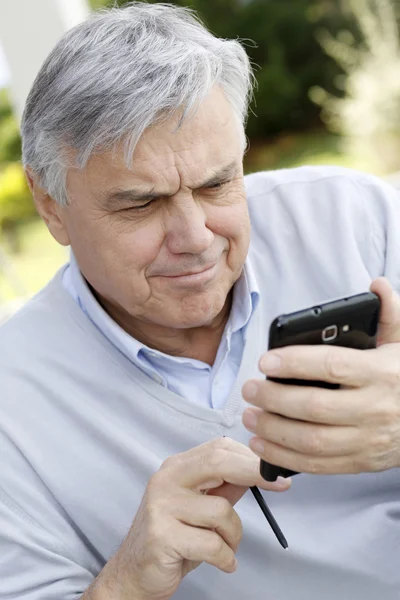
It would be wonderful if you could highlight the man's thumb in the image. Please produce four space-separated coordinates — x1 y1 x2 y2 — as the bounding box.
370 277 400 345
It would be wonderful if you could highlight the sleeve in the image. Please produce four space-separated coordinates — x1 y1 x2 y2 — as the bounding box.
0 485 95 599
359 175 400 294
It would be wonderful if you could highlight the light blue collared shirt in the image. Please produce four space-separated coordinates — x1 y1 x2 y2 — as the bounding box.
63 253 259 409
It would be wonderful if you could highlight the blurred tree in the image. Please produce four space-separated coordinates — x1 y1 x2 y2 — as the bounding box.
311 0 400 172
0 90 21 163
0 162 36 252
0 90 35 250
90 0 349 137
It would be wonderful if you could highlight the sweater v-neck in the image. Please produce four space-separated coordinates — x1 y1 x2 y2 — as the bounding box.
41 267 265 427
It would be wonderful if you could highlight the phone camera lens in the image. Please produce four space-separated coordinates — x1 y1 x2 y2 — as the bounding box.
322 325 338 342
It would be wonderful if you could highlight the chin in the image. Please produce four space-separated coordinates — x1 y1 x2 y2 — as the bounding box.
162 291 229 329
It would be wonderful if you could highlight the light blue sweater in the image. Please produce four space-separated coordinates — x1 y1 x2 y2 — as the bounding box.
1 166 400 599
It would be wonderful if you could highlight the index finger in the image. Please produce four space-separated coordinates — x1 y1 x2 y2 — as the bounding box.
259 344 379 387
160 437 290 492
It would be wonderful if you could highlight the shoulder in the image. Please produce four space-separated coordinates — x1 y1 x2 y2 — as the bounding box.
244 165 400 244
0 271 64 351
244 164 396 200
0 267 126 400
244 166 400 296
0 267 92 370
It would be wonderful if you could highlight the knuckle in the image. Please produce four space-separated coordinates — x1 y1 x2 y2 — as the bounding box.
303 429 326 456
304 429 327 456
352 454 375 473
324 348 347 381
376 401 400 426
307 389 329 422
213 497 232 520
264 390 278 413
344 455 362 473
213 436 234 451
205 437 234 467
207 534 225 558
302 457 323 474
208 447 229 469
370 432 391 455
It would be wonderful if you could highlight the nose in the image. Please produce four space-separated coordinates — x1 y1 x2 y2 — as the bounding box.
164 194 214 255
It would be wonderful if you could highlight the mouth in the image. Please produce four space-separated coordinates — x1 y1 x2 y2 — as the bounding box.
166 263 218 278
156 261 220 287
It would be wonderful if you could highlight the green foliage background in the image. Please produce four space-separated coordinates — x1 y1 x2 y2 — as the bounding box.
91 0 348 138
0 90 33 232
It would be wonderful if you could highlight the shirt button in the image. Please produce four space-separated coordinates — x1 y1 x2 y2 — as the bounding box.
152 374 163 384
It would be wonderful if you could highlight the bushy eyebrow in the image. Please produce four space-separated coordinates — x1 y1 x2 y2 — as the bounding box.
103 160 239 208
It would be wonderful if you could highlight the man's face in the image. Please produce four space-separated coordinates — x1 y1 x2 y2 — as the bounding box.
58 88 251 331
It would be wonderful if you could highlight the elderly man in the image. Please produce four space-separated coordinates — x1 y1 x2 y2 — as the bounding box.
2 2 400 599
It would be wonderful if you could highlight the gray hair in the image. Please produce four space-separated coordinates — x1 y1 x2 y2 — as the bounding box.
21 1 255 205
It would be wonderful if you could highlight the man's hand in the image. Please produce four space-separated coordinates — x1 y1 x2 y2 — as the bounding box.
242 278 400 475
90 437 290 600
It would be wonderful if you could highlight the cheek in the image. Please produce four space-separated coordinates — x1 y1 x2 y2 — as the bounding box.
69 213 164 284
113 225 164 273
209 201 250 247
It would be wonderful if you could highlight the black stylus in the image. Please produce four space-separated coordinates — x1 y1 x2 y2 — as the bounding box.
250 486 288 549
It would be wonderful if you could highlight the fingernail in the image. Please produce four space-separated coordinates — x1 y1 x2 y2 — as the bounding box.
260 353 282 374
243 409 258 431
242 381 258 401
276 476 291 489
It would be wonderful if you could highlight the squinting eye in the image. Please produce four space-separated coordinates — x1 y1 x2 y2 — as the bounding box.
207 180 229 190
132 203 152 210
128 200 156 211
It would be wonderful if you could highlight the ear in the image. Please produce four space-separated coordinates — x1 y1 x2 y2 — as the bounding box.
25 169 70 246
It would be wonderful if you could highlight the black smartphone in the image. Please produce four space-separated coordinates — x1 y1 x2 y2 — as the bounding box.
260 291 381 482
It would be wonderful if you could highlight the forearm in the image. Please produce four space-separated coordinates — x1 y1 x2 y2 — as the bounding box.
80 555 142 600
80 571 117 600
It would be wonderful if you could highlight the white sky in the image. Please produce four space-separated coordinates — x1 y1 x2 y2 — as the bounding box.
0 42 10 89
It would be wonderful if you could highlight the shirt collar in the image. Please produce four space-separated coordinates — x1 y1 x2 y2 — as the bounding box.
69 251 146 363
228 257 260 336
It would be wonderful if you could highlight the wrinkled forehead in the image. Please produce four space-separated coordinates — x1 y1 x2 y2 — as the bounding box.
69 88 244 195
131 110 242 182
